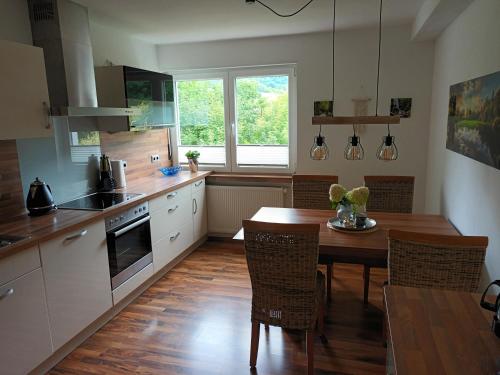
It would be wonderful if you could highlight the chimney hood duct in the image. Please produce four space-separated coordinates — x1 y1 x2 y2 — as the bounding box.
27 0 136 118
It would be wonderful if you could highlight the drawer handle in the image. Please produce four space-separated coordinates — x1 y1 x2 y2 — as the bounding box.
167 192 178 199
193 198 198 214
168 205 179 214
65 229 88 241
0 288 14 301
195 180 203 187
170 232 181 241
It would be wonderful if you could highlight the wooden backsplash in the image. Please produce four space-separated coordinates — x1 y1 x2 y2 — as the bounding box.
0 140 26 216
100 129 172 182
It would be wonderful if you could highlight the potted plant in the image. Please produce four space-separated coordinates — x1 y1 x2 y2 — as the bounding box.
185 150 200 173
329 184 369 226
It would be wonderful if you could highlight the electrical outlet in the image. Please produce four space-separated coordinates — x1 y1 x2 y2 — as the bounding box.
150 154 160 163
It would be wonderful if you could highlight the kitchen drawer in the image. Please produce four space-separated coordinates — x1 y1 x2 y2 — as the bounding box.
0 245 40 287
112 263 154 305
0 268 53 375
149 185 190 213
150 195 192 244
153 218 194 272
191 178 205 194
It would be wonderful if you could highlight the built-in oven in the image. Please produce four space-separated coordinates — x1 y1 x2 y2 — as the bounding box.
105 202 153 290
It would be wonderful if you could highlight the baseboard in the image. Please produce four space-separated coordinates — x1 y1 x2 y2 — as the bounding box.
29 236 207 375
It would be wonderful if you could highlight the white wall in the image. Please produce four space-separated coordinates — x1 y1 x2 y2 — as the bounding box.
88 18 159 70
0 0 32 43
0 1 158 71
425 0 500 284
157 26 435 212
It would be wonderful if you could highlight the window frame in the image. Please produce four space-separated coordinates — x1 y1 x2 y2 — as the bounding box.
172 65 297 173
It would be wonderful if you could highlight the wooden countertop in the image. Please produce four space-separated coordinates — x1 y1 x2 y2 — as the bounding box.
0 171 211 260
384 286 500 374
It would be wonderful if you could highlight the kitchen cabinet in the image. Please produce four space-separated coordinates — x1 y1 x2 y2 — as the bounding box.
192 179 207 241
0 268 53 375
40 220 112 350
0 40 52 140
150 183 203 273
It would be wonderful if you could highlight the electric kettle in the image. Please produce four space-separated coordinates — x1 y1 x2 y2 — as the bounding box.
26 177 56 216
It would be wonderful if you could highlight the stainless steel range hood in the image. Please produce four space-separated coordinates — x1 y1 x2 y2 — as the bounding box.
27 0 136 119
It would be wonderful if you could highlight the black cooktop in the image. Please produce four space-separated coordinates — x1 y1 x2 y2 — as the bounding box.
58 192 143 211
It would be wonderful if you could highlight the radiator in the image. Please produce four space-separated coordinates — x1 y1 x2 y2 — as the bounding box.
207 185 285 235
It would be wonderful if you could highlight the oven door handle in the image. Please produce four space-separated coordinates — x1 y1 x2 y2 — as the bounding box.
112 216 150 238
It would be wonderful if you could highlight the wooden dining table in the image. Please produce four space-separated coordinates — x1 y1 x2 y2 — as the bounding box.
384 286 500 374
234 207 460 265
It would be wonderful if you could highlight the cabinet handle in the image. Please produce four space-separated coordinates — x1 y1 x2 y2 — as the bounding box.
167 192 178 199
195 180 203 187
65 229 88 241
170 232 181 241
0 288 14 301
168 205 179 213
43 101 51 129
193 198 198 214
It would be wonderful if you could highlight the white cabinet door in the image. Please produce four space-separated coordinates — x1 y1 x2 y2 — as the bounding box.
192 186 207 242
40 220 112 350
0 40 52 140
0 268 53 375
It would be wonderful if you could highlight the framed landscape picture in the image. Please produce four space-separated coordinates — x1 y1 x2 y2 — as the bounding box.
390 98 412 118
447 70 500 170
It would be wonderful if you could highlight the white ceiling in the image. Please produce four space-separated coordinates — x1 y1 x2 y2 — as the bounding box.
74 0 425 45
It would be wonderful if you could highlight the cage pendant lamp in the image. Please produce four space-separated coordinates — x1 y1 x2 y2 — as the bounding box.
377 124 398 161
310 0 336 160
311 0 400 126
344 126 364 160
310 126 330 160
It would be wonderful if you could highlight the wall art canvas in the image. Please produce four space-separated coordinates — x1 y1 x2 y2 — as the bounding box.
447 70 500 170
314 100 333 116
390 98 412 118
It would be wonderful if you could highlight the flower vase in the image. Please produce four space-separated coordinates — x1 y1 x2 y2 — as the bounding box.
188 158 198 173
337 203 356 227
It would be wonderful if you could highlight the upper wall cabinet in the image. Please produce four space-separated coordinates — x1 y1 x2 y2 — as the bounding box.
95 65 176 132
0 40 52 140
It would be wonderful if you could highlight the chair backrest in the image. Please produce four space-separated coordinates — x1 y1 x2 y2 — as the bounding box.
388 230 488 292
243 220 320 329
292 174 339 209
364 176 415 213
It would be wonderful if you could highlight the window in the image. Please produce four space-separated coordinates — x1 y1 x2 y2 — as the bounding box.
174 66 296 172
70 131 101 163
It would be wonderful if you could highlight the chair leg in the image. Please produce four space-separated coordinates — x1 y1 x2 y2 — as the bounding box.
327 264 333 301
306 329 314 375
250 321 260 368
363 265 370 305
317 297 327 343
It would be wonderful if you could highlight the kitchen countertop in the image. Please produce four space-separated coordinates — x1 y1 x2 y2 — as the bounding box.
0 171 211 260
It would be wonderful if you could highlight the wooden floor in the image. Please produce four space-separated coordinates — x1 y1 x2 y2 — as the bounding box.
50 241 387 375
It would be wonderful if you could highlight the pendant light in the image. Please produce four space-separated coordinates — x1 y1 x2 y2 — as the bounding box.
310 0 336 160
344 125 364 160
377 124 398 160
312 0 399 126
374 0 399 161
310 126 330 160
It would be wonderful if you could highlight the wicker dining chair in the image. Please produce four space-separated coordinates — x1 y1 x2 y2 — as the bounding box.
362 176 415 304
243 220 326 375
292 174 338 301
387 230 488 291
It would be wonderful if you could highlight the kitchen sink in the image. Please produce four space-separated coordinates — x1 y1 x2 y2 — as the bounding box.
0 234 27 248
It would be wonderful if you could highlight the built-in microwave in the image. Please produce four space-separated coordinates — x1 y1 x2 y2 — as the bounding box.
95 65 176 132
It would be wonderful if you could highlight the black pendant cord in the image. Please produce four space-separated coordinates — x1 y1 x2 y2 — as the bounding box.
254 0 315 18
387 123 391 136
375 0 383 116
332 0 336 104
